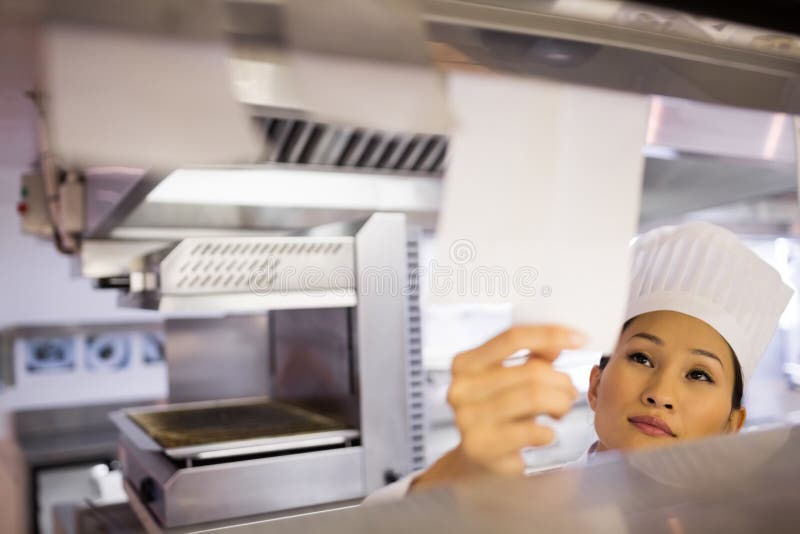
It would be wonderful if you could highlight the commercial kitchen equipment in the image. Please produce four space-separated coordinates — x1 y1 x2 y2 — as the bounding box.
203 420 800 534
9 0 800 249
107 213 426 528
5 1 800 531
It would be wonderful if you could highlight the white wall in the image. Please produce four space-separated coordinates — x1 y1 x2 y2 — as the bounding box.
0 167 164 534
0 165 158 328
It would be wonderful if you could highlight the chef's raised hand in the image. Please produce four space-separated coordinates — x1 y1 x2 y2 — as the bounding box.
411 325 585 490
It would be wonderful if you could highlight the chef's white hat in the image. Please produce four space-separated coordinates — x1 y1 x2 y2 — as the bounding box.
625 221 793 384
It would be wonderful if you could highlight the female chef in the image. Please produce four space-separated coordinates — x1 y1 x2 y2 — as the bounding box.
367 221 793 502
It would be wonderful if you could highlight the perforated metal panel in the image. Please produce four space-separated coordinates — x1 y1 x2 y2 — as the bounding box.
405 232 426 470
159 236 355 295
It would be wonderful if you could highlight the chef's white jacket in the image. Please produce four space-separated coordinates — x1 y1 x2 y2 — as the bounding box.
363 443 598 505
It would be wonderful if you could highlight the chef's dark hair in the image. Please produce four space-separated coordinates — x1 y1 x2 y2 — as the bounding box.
597 318 744 410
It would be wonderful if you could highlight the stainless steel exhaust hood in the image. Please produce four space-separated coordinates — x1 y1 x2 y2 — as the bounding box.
6 0 800 280
81 93 797 241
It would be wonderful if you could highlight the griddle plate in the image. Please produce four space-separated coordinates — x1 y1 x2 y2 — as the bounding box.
129 400 349 449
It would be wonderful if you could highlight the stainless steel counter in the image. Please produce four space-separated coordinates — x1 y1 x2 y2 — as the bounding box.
10 401 159 534
52 492 363 534
14 401 156 466
201 422 800 534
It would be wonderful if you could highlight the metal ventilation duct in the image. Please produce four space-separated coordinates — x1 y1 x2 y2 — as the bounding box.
6 0 800 253
257 117 449 174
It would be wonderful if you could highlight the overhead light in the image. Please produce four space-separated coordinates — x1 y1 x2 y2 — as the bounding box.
646 95 664 145
146 167 442 212
641 145 679 160
762 113 787 160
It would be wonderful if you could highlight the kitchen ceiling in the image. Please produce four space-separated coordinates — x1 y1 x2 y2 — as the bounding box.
2 0 799 237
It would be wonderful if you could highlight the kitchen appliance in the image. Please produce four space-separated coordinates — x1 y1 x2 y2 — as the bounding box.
109 213 426 528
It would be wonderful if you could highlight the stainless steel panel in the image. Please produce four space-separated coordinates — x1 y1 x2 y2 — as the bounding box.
210 423 800 534
162 448 366 526
81 239 172 278
155 290 357 314
129 232 360 312
159 235 355 296
269 308 355 403
424 2 800 115
14 402 151 465
646 97 796 164
123 479 362 534
2 0 225 39
285 0 430 65
0 332 14 388
83 166 147 237
640 156 797 223
112 202 439 239
165 315 269 403
121 438 366 528
171 430 359 461
404 231 427 472
354 213 415 490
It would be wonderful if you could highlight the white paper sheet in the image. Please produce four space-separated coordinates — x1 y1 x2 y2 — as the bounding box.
433 72 649 353
42 24 261 168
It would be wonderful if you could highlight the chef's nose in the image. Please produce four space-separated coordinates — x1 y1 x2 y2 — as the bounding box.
644 395 673 410
641 378 675 410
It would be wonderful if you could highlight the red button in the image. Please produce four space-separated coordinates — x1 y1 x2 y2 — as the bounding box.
16 202 27 215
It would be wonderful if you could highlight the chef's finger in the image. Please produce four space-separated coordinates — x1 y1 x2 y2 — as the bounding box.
461 420 556 465
455 383 576 429
448 359 576 407
451 325 586 375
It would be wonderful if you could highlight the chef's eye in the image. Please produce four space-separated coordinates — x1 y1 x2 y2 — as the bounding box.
688 369 714 383
628 352 653 367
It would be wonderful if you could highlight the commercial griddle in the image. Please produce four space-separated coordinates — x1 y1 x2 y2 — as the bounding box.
113 397 359 462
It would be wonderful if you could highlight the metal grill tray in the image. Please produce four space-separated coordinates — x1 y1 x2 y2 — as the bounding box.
111 397 359 460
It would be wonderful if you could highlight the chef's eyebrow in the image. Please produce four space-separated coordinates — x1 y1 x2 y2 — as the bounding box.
690 348 724 368
631 332 663 345
630 332 724 368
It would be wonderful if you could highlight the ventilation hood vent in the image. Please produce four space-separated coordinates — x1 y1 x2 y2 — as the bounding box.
6 0 800 251
257 117 448 175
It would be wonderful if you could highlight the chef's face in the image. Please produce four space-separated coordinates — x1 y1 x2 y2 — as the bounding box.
588 310 746 452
